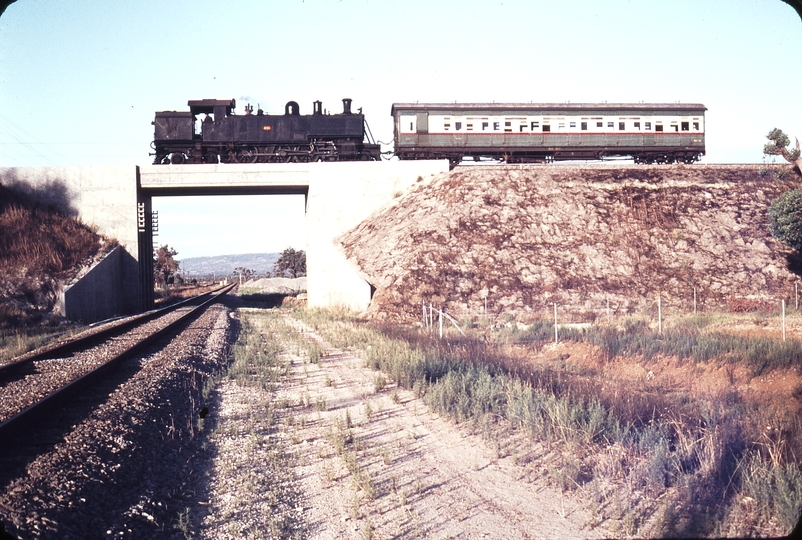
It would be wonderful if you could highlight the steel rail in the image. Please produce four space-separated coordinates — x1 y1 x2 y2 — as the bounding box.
0 285 226 379
0 284 235 446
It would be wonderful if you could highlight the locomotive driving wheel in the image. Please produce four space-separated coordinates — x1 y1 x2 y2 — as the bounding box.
169 153 187 165
234 146 258 163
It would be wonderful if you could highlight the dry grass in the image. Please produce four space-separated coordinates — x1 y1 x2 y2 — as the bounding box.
0 184 105 327
294 306 802 537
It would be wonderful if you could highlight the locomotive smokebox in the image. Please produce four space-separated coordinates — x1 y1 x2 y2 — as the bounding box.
342 98 352 114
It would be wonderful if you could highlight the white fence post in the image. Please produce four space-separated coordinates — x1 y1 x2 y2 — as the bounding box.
658 294 662 334
439 308 443 339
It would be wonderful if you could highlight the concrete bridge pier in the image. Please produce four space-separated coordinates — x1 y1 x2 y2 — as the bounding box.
305 160 448 311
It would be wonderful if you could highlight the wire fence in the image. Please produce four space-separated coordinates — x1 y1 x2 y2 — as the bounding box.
421 280 802 342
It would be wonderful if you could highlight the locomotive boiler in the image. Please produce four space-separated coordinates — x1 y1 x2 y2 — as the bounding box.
152 98 381 164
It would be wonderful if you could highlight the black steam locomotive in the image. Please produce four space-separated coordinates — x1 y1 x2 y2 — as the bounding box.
152 98 381 164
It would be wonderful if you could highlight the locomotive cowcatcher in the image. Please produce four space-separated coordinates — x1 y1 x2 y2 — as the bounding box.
152 98 381 164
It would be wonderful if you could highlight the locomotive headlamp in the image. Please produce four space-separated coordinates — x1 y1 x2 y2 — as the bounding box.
263 125 272 131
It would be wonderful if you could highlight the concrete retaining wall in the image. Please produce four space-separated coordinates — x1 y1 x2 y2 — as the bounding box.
58 245 135 323
0 165 143 320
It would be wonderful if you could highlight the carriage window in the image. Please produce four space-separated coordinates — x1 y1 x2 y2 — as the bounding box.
520 124 527 132
482 122 489 130
543 124 551 132
608 122 614 128
655 124 663 132
693 122 699 130
569 121 576 128
597 121 603 128
467 123 473 131
671 124 678 132
634 122 640 130
645 122 651 130
493 122 500 131
455 122 462 130
531 121 539 130
681 122 689 131
619 122 625 131
444 122 450 131
409 122 414 131
581 122 587 130
504 121 512 132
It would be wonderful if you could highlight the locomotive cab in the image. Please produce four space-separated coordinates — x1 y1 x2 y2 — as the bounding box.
187 99 236 122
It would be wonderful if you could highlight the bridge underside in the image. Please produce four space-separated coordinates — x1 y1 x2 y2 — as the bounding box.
140 161 448 312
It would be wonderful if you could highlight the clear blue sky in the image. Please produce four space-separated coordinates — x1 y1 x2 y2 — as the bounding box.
1 0 801 257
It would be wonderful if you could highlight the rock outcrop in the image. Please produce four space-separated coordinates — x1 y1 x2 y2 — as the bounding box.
339 164 801 322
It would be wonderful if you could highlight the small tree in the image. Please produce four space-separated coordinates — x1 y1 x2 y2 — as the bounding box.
232 266 254 284
154 245 180 286
768 189 802 252
274 248 306 278
764 128 802 174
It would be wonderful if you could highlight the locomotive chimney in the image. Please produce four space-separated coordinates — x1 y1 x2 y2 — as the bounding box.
342 98 352 114
313 100 323 115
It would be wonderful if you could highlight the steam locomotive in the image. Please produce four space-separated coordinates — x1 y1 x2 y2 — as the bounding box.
152 98 381 164
152 99 706 166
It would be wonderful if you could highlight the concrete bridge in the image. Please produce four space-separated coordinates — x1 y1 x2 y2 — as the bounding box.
0 161 447 322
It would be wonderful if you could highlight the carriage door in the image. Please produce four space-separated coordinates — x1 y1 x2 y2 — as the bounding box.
416 113 428 134
399 115 418 147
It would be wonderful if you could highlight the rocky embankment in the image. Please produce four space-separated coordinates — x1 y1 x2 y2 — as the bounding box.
339 164 801 322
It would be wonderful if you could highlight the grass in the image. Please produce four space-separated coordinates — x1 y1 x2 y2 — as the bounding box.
510 312 802 377
203 311 307 539
292 306 802 537
0 326 78 364
0 183 105 327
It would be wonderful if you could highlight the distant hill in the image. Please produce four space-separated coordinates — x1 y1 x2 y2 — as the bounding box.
180 253 280 279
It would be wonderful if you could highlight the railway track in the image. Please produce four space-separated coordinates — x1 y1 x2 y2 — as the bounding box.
0 284 235 448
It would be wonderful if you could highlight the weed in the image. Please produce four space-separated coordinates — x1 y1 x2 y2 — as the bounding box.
373 373 387 393
364 400 374 421
362 516 375 540
173 507 192 539
307 341 324 364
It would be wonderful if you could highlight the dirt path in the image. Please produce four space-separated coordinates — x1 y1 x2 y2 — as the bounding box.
270 313 609 539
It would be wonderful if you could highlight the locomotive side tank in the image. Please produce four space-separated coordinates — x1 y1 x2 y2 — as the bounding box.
391 102 706 166
153 98 381 164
